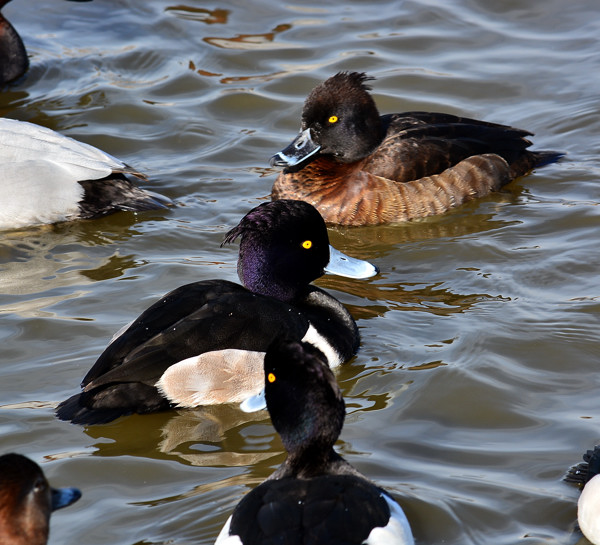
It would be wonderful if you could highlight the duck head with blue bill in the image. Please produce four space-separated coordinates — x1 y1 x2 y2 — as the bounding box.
225 199 377 302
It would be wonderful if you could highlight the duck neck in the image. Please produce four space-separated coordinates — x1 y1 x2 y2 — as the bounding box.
279 444 343 479
237 245 312 303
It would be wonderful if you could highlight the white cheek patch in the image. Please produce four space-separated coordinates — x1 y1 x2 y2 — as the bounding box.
363 494 415 545
301 323 343 367
156 349 265 407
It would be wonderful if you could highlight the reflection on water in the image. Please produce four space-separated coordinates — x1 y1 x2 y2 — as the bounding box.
0 213 157 305
327 206 520 253
80 407 274 468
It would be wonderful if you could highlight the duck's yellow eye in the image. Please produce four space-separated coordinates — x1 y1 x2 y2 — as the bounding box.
267 372 276 383
302 240 312 249
328 115 338 124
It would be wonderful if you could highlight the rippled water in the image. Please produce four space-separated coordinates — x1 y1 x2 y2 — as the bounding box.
1 0 599 544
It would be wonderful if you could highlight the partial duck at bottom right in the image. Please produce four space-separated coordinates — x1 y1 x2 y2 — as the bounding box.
565 445 600 544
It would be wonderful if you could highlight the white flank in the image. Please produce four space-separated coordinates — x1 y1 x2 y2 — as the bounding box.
301 323 343 367
579 474 600 545
214 516 243 545
0 118 144 229
155 349 265 407
363 494 415 545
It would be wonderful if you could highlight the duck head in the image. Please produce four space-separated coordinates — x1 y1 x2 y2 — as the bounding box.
263 338 345 462
0 454 81 545
270 72 385 170
222 200 378 302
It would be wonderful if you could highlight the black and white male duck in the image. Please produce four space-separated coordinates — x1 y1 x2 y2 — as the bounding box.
0 118 171 230
215 338 415 545
270 71 561 226
0 453 81 545
0 0 28 84
565 445 600 544
56 200 378 425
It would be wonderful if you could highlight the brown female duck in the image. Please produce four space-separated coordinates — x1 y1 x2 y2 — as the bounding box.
270 72 561 226
0 454 81 545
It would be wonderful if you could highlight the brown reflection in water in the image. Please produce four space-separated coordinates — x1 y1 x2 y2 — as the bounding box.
203 23 292 51
81 405 278 468
318 274 507 322
327 207 520 260
165 6 229 25
0 213 158 301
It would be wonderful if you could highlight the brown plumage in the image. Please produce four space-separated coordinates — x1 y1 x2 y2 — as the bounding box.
270 72 561 226
0 454 80 545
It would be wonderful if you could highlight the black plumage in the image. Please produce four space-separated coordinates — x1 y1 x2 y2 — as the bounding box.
56 201 370 425
217 339 414 545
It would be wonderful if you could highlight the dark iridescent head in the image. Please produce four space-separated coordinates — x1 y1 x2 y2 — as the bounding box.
222 200 331 302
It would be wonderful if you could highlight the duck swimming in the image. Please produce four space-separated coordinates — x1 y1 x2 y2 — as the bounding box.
56 200 378 425
215 338 415 545
565 445 600 544
0 453 81 545
270 72 561 226
0 118 171 230
0 0 28 84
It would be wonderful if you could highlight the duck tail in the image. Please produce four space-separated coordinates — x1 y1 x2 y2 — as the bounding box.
508 149 563 179
565 445 600 488
56 382 171 425
78 175 172 219
55 393 128 425
532 150 564 168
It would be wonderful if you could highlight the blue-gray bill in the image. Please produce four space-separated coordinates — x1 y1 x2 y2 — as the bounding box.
325 245 379 279
269 128 321 168
240 389 266 412
51 486 82 511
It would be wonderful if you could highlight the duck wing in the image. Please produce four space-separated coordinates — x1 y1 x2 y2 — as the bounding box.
81 280 309 390
364 111 547 182
0 118 144 181
226 475 413 545
0 119 167 228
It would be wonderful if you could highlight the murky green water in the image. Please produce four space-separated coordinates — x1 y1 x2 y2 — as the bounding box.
1 0 598 543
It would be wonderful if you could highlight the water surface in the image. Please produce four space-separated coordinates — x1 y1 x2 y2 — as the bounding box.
0 0 598 544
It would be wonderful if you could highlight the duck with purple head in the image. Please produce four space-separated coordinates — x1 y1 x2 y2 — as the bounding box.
56 200 377 425
270 71 562 226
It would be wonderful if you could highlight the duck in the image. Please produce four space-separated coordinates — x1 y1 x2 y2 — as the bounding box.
565 445 600 544
56 199 378 425
0 453 81 545
270 71 562 226
0 118 171 230
215 338 415 545
0 0 28 84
